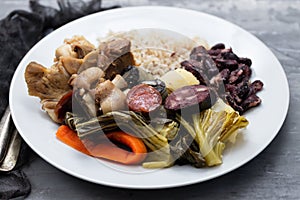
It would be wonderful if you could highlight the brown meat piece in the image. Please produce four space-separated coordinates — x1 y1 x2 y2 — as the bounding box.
70 67 105 90
25 61 72 123
25 61 71 100
95 80 127 114
60 57 83 74
97 38 135 80
55 35 95 60
104 53 134 80
77 38 135 78
77 50 99 73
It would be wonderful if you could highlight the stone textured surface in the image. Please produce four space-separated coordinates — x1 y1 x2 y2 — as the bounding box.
2 0 300 199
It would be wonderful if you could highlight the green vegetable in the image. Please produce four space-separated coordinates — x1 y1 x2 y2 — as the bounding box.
152 119 179 140
65 99 248 168
66 111 176 168
176 99 249 167
170 134 206 168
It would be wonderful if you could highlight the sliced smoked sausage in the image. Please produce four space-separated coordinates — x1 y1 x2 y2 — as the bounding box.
164 85 215 111
126 84 162 113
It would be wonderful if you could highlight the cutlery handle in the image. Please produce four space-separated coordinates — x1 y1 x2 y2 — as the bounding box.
0 107 15 163
0 129 21 172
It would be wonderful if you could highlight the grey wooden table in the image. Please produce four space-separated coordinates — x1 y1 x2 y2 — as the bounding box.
2 0 300 199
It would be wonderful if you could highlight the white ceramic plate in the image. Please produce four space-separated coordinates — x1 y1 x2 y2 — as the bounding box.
9 6 289 189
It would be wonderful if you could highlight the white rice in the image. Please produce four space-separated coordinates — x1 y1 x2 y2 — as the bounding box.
98 29 209 77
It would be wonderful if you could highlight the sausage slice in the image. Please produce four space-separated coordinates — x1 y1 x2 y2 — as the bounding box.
127 84 162 113
164 85 214 111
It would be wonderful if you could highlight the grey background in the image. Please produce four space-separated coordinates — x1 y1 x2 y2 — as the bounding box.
2 0 300 199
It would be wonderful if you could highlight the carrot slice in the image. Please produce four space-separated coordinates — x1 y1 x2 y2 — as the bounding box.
90 131 147 165
56 125 91 155
56 126 147 165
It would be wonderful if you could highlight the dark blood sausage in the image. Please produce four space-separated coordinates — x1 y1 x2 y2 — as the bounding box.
127 84 162 113
164 85 215 111
54 91 73 122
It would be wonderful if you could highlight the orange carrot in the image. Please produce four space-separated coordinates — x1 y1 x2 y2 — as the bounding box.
56 125 91 155
89 131 147 165
56 126 147 165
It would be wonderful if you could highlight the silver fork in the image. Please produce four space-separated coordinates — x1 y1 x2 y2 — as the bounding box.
0 106 21 171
